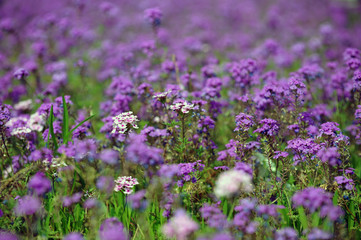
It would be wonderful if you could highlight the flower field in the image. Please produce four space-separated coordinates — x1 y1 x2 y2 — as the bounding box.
1 0 361 239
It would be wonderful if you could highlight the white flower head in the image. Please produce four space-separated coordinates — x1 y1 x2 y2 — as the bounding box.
11 126 31 137
170 101 194 114
14 99 33 111
111 111 139 135
114 176 139 194
153 90 171 101
28 112 46 132
214 169 253 198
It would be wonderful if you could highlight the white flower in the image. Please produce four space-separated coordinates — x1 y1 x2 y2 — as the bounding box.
114 176 139 194
14 99 33 111
153 90 171 100
111 111 139 134
214 170 253 198
43 158 67 171
28 112 46 132
170 101 194 114
11 126 31 137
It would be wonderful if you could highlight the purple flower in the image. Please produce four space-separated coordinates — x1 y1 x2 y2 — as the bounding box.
62 192 83 207
257 204 284 217
99 217 128 240
273 151 289 159
13 68 29 80
83 198 98 209
126 134 163 167
63 232 84 240
177 160 205 187
355 106 361 120
144 7 162 27
14 195 41 216
234 162 253 176
292 188 343 221
316 147 341 167
334 176 354 190
0 103 12 127
162 209 199 240
253 118 279 137
96 176 115 195
287 124 299 133
307 228 332 240
28 172 52 195
99 149 119 165
198 116 216 132
0 231 18 240
128 190 147 209
298 64 323 81
235 113 254 131
286 138 321 161
228 59 257 87
200 203 228 229
274 227 298 240
318 122 340 138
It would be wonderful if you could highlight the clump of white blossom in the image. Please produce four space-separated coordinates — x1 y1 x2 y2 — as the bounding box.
170 101 194 114
43 158 68 172
114 176 139 194
14 99 33 111
111 111 139 134
214 169 253 198
28 112 46 132
153 90 171 102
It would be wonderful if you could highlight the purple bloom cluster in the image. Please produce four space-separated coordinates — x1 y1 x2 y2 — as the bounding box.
177 160 205 187
125 134 163 168
28 172 52 195
99 218 128 240
253 118 279 137
292 187 343 221
234 113 254 132
200 203 228 229
14 195 41 216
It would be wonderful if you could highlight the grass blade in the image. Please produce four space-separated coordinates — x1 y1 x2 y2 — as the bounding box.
49 105 59 151
297 207 308 231
62 95 69 144
66 114 95 141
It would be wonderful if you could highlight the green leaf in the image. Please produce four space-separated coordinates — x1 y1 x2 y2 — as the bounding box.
297 207 308 231
66 114 95 141
279 207 290 227
49 105 59 151
311 212 320 228
62 95 69 144
333 190 339 205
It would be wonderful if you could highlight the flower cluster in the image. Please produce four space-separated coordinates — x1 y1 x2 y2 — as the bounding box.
114 176 139 194
292 187 343 221
144 7 163 27
214 169 253 198
170 101 195 114
126 134 163 168
235 113 254 131
177 160 205 187
111 111 139 135
200 203 228 229
253 118 279 137
162 209 199 240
